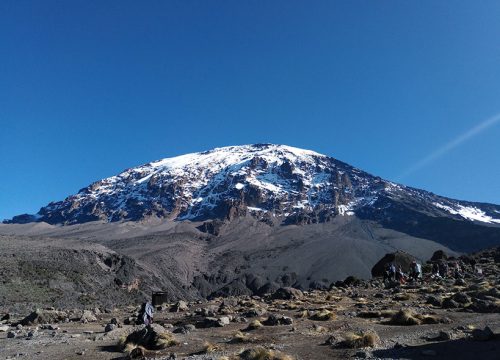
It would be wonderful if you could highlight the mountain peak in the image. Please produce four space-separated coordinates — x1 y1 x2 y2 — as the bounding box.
5 144 500 228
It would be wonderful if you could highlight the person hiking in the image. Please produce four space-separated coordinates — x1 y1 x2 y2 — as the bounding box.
409 261 421 281
384 263 394 282
138 301 154 325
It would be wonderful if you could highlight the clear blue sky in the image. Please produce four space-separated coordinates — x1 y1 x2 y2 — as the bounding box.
1 1 500 220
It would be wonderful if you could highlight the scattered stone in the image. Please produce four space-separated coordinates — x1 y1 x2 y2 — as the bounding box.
263 314 293 326
7 331 16 338
426 295 442 307
173 324 196 334
198 316 230 328
20 309 68 326
271 287 303 300
171 300 188 312
104 323 116 332
442 298 460 309
80 310 97 323
452 292 470 304
120 324 178 350
0 325 9 332
472 326 494 341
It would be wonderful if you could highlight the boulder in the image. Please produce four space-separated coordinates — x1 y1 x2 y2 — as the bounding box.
371 251 416 277
80 310 97 323
198 317 229 328
120 324 177 350
263 314 293 326
271 287 303 300
472 326 494 341
431 250 448 262
104 323 116 332
171 300 188 312
442 298 460 309
452 292 470 304
20 309 68 326
426 295 443 307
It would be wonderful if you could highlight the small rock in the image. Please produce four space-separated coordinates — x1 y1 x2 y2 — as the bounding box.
452 292 470 304
80 310 97 323
442 298 460 309
271 287 303 300
104 323 116 332
0 325 9 332
171 300 188 312
426 295 442 307
263 314 293 326
7 331 16 338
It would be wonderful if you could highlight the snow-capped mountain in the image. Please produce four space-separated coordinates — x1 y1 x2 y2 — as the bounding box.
7 144 500 228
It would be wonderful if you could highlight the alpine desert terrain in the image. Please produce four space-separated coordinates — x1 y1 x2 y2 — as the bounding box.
1 144 499 359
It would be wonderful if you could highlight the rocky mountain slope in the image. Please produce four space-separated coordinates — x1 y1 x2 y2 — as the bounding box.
6 144 500 230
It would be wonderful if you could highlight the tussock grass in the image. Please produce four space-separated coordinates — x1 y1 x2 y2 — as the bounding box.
388 309 448 326
230 331 251 343
337 331 380 348
245 319 263 331
202 341 221 353
389 309 421 325
393 293 411 301
295 310 310 319
155 332 179 348
239 346 294 360
117 325 178 352
309 309 336 321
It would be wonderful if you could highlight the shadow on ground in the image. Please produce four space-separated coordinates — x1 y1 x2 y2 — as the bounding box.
372 338 500 360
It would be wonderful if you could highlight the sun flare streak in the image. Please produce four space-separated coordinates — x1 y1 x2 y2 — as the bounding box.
398 113 500 180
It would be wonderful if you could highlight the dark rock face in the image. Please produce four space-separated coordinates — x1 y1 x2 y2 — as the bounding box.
371 251 416 277
431 250 448 262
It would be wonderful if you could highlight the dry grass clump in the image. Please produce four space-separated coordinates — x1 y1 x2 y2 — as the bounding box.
388 309 447 326
155 332 179 348
245 319 264 331
117 325 178 352
309 309 336 321
393 293 411 301
337 331 380 348
127 345 146 359
389 309 421 325
239 346 294 360
230 331 251 343
202 341 221 353
295 310 310 319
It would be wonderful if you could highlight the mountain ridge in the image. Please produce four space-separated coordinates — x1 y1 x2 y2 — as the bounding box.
6 144 500 230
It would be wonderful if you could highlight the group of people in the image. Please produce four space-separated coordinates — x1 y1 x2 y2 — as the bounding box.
383 257 483 285
383 260 423 284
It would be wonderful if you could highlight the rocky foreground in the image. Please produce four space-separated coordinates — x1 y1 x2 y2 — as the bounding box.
0 249 499 360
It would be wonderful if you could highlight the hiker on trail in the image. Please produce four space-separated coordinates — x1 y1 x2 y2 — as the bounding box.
452 262 462 278
438 262 448 278
395 266 406 284
384 263 396 282
409 261 422 281
139 302 154 325
431 262 441 279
